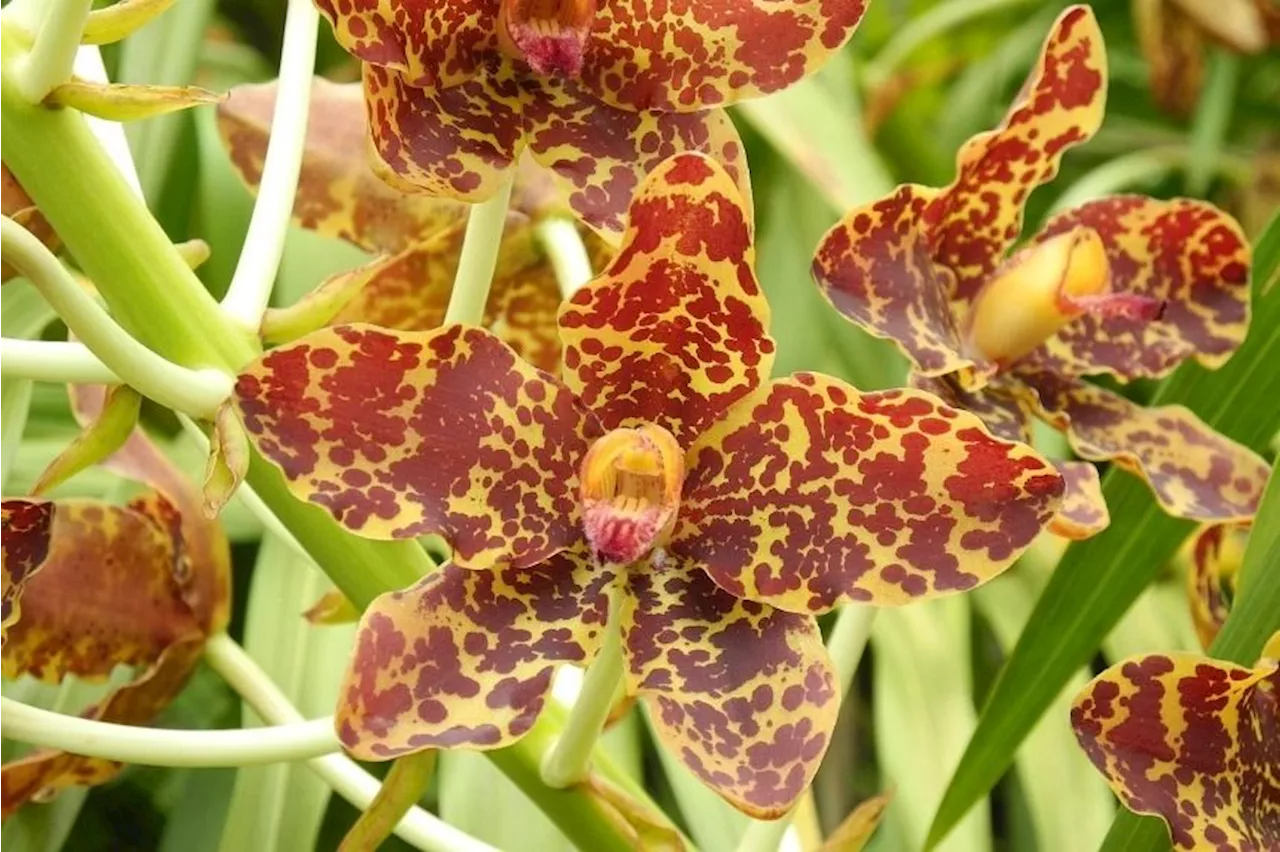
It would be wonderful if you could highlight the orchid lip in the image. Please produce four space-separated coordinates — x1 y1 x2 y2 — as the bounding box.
498 0 598 78
579 423 684 565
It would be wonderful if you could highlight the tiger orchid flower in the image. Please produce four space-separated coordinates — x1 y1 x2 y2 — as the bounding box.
812 5 1270 541
315 0 870 237
1071 632 1280 850
232 153 1065 816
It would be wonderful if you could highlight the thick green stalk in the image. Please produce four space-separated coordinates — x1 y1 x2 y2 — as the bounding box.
444 176 515 324
339 751 439 852
12 0 92 103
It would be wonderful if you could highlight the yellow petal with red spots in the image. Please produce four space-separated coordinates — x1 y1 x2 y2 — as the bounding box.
1 497 200 684
583 0 869 112
925 5 1107 303
1180 523 1248 650
337 545 616 759
559 153 772 448
234 325 597 568
621 561 838 818
909 372 1034 445
1050 460 1109 540
1071 648 1280 851
328 220 564 373
673 374 1064 614
1 499 56 638
812 184 975 377
1021 196 1251 381
1023 373 1270 524
314 0 495 89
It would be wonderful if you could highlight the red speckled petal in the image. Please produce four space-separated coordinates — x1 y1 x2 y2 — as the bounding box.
526 77 751 240
1023 373 1271 523
1 499 55 638
621 560 837 818
336 544 615 759
1051 460 1109 540
908 372 1034 444
559 153 772 447
234 324 597 568
813 185 975 377
364 62 526 204
925 5 1107 302
314 0 496 89
672 374 1064 614
1022 196 1252 381
583 0 868 112
1071 650 1280 851
1181 523 1248 650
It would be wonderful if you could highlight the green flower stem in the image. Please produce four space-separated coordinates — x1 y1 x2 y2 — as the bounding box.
540 584 626 789
0 339 119 384
218 0 318 333
204 634 497 852
339 750 439 852
1 216 233 418
11 0 92 103
536 217 595 299
444 176 516 325
862 0 1033 88
733 604 879 852
0 694 338 767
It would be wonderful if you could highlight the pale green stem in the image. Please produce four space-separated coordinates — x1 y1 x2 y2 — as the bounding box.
0 695 337 766
1 217 233 418
536 217 595 299
339 750 439 852
0 338 120 384
204 634 497 852
444 176 516 325
734 604 879 852
541 583 625 788
12 0 92 103
218 0 318 332
862 0 1034 88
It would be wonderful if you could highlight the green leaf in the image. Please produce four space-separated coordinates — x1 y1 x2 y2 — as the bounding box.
1099 464 1280 851
927 214 1280 849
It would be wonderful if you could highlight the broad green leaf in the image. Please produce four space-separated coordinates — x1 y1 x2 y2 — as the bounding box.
927 214 1280 849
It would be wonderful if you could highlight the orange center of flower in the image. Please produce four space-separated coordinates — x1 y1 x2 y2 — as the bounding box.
963 228 1111 367
580 423 684 565
497 0 598 78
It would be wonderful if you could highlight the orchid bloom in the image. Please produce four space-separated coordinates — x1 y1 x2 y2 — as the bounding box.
218 77 607 371
314 0 870 237
1071 633 1280 851
812 4 1270 541
232 153 1065 816
0 387 231 814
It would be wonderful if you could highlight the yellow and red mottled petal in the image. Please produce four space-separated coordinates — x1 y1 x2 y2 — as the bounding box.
621 559 838 818
337 545 616 759
908 372 1034 445
69 386 232 633
364 62 526 204
583 0 868 112
1070 650 1280 850
813 185 975 376
1 636 204 817
234 324 596 568
1023 373 1271 524
1180 523 1248 650
1 498 199 683
330 219 563 373
673 374 1063 614
314 0 495 89
1 499 56 637
924 5 1107 303
1051 460 1109 540
558 153 772 447
526 77 751 240
1022 196 1251 380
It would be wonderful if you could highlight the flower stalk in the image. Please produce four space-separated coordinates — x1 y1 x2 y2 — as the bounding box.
444 175 516 325
0 339 119 384
536 217 595 299
11 0 93 103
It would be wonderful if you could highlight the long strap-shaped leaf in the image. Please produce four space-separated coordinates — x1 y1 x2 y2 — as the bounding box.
927 211 1280 849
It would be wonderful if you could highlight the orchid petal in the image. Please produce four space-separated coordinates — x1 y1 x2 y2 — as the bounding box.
622 561 837 818
337 545 615 759
1071 647 1280 850
925 5 1107 303
813 185 974 376
674 374 1063 614
1051 460 1110 540
1023 196 1251 381
1 499 56 637
559 153 772 448
234 325 597 568
908 372 1033 444
1023 373 1270 524
1181 523 1248 650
